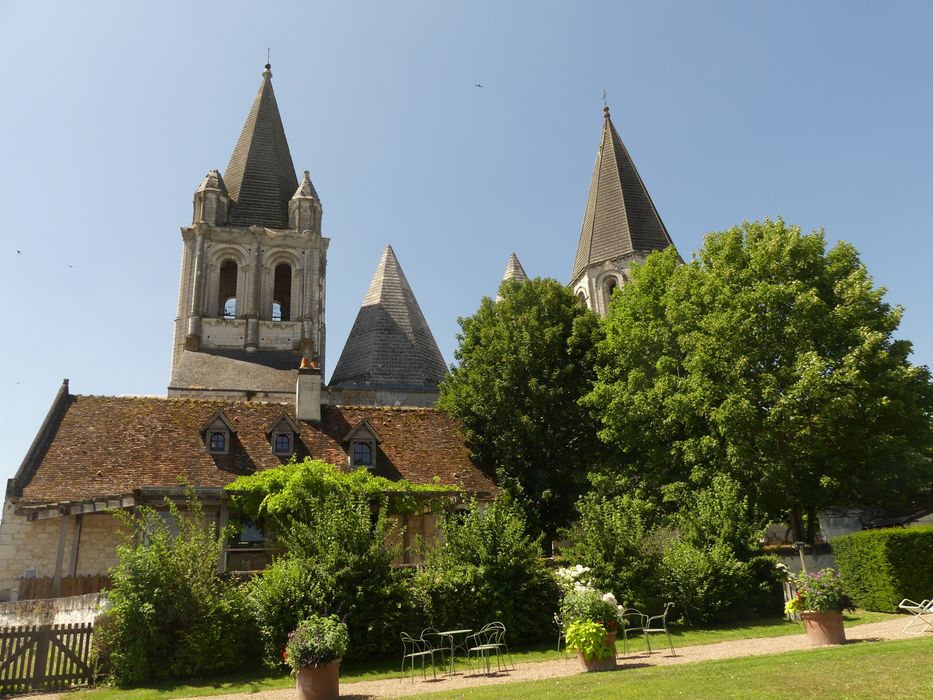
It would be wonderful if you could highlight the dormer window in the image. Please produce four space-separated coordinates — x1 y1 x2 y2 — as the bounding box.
342 418 383 471
201 410 236 455
266 411 301 457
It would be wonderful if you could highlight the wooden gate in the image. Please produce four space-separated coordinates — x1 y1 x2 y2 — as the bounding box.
0 623 94 694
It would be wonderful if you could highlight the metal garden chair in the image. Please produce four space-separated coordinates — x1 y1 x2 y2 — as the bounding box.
620 607 648 655
400 631 441 682
465 622 513 675
643 602 676 655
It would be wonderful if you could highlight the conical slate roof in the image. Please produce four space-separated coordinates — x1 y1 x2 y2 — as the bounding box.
223 65 298 228
330 246 448 390
570 107 675 283
501 252 528 284
496 252 528 301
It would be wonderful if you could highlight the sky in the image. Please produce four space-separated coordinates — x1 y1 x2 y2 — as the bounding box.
0 1 931 491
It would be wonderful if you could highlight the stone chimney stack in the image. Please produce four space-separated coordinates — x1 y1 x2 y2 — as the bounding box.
296 357 322 422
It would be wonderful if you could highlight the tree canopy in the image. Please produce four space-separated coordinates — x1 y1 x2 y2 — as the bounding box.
438 277 603 543
586 220 933 541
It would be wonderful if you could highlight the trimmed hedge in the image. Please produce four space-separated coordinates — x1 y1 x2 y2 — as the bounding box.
833 526 933 612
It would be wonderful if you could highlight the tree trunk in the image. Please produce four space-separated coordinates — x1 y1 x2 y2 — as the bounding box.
790 505 806 543
805 505 818 545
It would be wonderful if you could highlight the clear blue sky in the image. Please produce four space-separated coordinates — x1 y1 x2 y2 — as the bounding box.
1 1 931 490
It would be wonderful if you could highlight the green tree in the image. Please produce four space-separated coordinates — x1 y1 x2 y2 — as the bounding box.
438 277 604 545
587 220 933 541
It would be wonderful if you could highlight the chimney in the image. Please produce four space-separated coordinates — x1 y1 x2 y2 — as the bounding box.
296 357 322 421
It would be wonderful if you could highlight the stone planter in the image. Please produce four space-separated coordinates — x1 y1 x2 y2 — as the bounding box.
801 611 846 645
296 658 341 700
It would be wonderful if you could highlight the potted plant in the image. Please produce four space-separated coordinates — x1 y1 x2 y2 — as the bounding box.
784 569 854 645
560 588 623 660
284 614 349 700
565 620 616 672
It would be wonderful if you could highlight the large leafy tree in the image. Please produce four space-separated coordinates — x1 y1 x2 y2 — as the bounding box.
587 220 933 541
439 277 603 544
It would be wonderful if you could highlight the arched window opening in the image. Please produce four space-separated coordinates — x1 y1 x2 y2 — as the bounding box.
273 263 292 321
605 277 618 300
577 291 587 306
209 431 226 452
219 260 238 319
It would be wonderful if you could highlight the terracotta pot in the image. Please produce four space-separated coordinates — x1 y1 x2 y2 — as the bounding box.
576 632 617 673
801 611 846 645
296 658 341 700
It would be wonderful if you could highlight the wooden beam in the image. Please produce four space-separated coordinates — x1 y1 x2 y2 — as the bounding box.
69 513 83 577
52 513 69 597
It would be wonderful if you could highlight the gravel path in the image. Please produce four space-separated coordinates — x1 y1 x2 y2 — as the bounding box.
168 616 922 700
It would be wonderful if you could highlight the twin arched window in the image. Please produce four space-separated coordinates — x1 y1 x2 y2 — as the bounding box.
215 259 295 321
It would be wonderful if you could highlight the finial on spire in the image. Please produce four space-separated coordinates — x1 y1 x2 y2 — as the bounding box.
602 90 610 118
263 48 272 78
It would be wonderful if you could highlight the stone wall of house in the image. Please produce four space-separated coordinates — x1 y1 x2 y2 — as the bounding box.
0 500 122 602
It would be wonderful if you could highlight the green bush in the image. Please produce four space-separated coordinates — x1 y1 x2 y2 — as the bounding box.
559 588 620 630
95 493 254 684
247 492 420 666
415 497 560 644
834 526 933 612
562 492 662 610
660 540 754 624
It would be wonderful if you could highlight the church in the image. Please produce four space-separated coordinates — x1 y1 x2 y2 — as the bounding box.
0 65 676 601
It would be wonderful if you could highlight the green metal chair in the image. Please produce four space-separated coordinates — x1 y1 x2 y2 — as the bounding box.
465 622 513 675
400 631 441 682
620 607 648 655
643 603 676 655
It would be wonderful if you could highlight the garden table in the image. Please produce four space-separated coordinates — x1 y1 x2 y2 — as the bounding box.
437 628 472 675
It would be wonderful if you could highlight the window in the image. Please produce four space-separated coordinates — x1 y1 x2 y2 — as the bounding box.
577 291 587 306
352 441 373 467
273 432 291 454
605 277 618 298
208 431 226 453
273 263 292 321
219 259 238 319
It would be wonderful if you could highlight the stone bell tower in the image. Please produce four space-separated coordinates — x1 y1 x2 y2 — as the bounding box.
169 64 328 402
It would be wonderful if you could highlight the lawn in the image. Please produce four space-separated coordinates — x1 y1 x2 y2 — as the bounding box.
408 635 933 699
69 612 900 700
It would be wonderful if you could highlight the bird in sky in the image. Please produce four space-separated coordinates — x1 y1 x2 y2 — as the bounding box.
16 250 21 254
474 83 483 88
66 264 73 268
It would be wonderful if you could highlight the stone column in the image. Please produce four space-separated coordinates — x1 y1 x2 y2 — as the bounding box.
185 232 206 349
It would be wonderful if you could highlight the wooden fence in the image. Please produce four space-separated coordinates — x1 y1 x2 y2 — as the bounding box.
0 623 94 694
17 575 110 601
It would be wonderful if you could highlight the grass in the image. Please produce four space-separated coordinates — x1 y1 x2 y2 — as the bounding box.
66 612 900 700
407 635 933 699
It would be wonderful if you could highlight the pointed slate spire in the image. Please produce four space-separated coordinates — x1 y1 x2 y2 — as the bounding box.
223 64 298 228
496 252 528 301
330 245 448 391
570 106 675 284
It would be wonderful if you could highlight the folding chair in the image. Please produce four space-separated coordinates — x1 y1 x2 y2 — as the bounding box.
898 598 933 634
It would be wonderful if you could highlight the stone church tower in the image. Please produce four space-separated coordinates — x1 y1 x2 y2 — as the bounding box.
169 65 328 401
570 107 677 316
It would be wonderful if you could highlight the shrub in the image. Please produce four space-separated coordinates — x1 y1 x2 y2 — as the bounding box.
247 492 418 665
96 492 253 684
562 492 662 610
416 497 560 644
284 615 349 669
834 526 933 612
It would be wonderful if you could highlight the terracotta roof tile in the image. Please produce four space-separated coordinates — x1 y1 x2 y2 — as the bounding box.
16 395 496 504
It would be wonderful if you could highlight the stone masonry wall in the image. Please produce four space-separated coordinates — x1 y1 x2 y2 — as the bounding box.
0 500 122 601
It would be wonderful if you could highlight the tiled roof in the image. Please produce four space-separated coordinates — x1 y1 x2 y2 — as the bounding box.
497 252 528 301
13 393 496 505
223 66 299 229
329 245 448 391
570 107 676 283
